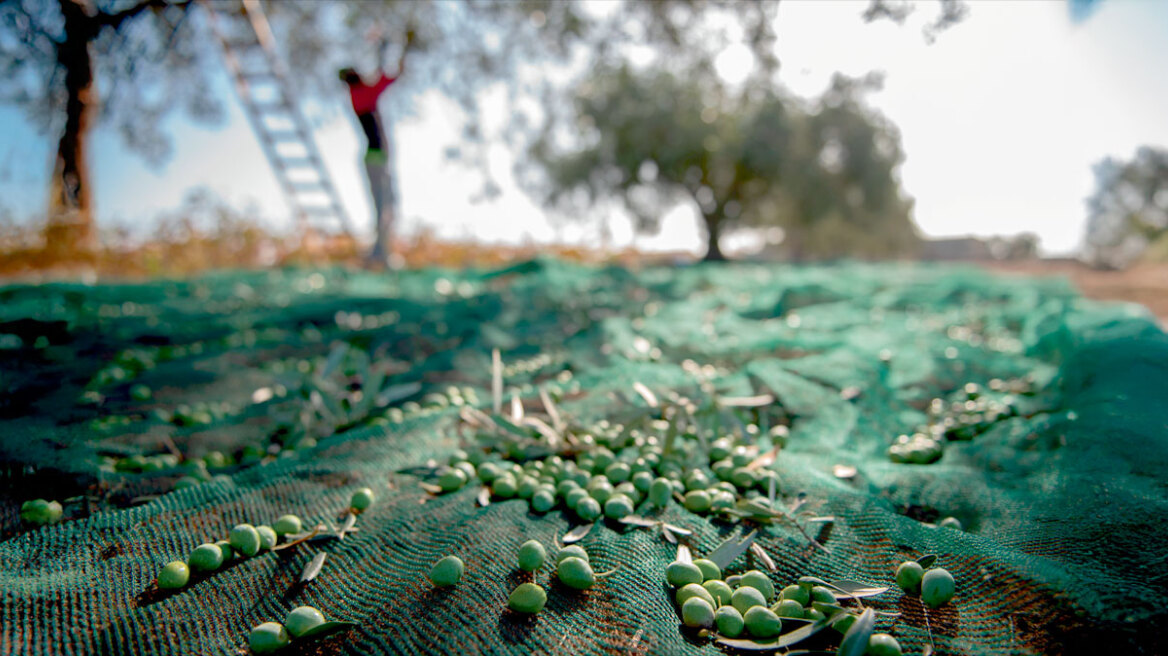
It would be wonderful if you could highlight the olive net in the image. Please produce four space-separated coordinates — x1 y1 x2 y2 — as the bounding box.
1 259 1165 655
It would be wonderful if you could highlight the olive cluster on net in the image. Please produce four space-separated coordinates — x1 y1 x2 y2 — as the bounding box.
666 557 906 656
426 539 602 616
430 421 787 525
890 380 1027 465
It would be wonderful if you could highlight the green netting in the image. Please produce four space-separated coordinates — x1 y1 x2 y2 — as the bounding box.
2 259 1166 655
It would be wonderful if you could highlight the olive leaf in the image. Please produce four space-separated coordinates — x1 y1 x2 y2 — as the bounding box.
707 529 757 570
336 512 357 540
562 523 593 544
510 394 524 422
320 343 348 378
297 620 358 641
661 525 677 544
837 608 876 656
916 554 938 568
377 381 421 407
676 544 693 565
750 542 777 572
419 482 443 495
619 516 658 528
491 349 502 413
539 386 564 432
300 552 327 583
632 381 658 408
476 486 491 507
717 394 774 408
825 580 890 599
662 523 692 536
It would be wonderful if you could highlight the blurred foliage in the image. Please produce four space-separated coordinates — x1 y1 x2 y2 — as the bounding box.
0 0 216 163
1084 146 1168 269
531 68 919 261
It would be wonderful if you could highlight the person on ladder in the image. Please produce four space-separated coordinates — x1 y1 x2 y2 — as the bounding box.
338 28 411 268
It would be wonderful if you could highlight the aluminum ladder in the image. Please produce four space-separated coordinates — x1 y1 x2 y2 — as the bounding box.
203 0 353 236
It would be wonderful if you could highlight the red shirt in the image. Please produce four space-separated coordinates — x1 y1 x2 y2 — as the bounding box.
349 74 396 115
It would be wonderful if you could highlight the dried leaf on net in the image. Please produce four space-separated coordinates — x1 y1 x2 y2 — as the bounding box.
300 552 327 582
562 523 593 544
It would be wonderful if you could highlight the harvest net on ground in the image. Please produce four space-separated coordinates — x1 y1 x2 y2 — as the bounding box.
1 259 1166 655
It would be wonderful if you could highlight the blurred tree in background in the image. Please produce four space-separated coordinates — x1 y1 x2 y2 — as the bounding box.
1084 146 1168 268
531 66 918 261
0 0 212 258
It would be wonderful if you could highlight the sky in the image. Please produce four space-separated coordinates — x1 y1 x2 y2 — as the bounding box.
2 0 1167 257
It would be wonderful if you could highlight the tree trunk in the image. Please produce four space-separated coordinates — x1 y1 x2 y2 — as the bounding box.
45 0 98 260
703 215 726 262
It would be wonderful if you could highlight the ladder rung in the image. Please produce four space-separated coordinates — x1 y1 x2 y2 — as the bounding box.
288 181 328 191
252 103 292 116
265 130 303 142
279 157 317 168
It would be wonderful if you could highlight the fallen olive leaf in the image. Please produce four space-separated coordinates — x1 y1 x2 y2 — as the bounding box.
300 552 327 583
562 523 593 544
297 620 359 641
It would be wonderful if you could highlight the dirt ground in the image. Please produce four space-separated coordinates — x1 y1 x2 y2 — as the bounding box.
987 260 1168 325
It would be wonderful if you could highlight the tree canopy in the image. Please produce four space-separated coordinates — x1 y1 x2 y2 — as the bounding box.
531 67 919 261
1084 146 1168 268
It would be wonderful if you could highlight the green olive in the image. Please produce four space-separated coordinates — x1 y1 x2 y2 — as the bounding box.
229 524 261 557
739 570 775 602
350 487 376 510
779 584 810 606
683 490 711 513
703 580 734 606
518 540 546 572
530 489 556 513
284 606 325 638
809 585 836 604
557 556 595 590
508 582 547 613
715 605 745 637
895 561 924 593
681 597 715 629
273 514 302 536
731 586 766 615
833 613 857 635
921 568 955 608
867 633 903 656
557 545 589 563
256 525 277 551
492 475 518 498
157 561 190 590
19 499 63 526
439 468 469 493
575 497 602 522
743 606 783 638
648 477 673 507
429 555 465 587
666 561 703 588
773 599 804 618
189 543 224 572
676 583 716 608
248 622 290 654
693 559 721 582
603 494 634 520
